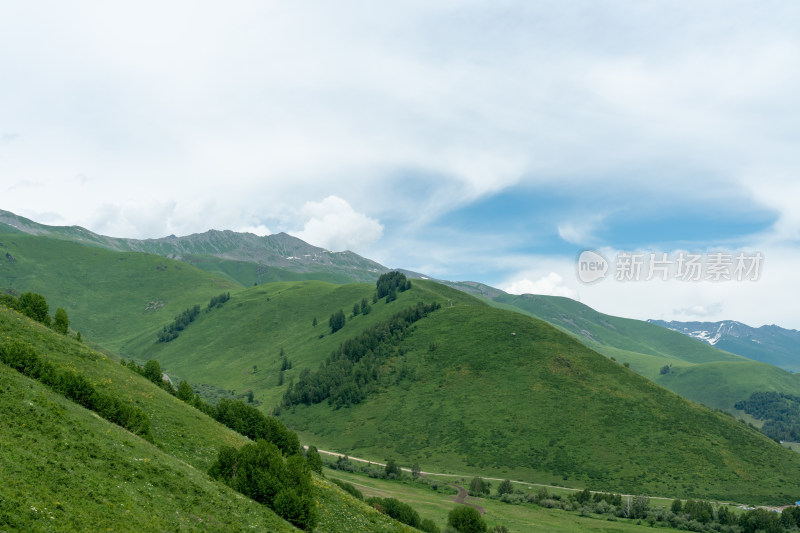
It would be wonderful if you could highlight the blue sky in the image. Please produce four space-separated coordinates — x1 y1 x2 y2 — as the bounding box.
2 1 800 327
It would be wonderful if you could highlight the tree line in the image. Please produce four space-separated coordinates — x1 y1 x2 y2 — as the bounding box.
157 292 231 343
0 341 153 442
1 291 74 338
735 391 800 442
283 301 442 408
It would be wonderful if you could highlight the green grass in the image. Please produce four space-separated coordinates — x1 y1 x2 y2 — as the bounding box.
0 354 295 532
0 305 417 532
0 234 240 352
489 294 800 413
324 468 682 533
119 279 481 408
279 304 800 505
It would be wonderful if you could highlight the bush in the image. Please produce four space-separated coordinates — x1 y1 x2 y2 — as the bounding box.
421 518 441 533
209 440 316 530
367 497 421 528
447 506 487 533
331 478 363 500
18 292 50 325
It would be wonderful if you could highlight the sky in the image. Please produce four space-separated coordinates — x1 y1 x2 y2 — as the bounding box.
2 1 800 328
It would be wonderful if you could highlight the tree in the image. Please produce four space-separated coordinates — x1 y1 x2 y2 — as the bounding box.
18 292 50 325
411 463 421 479
670 499 682 513
384 458 401 478
420 518 440 533
329 309 346 333
496 479 514 496
447 506 487 533
631 494 650 519
305 445 323 474
143 359 162 384
575 487 591 504
312 317 317 327
353 303 360 316
53 307 69 334
278 370 285 386
469 477 489 496
177 380 194 402
659 364 671 375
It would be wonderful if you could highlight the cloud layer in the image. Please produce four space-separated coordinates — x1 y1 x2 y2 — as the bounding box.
2 2 800 326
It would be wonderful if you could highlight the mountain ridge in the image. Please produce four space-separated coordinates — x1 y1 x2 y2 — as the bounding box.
649 318 800 372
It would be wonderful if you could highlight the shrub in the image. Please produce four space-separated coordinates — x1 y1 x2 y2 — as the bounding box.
331 478 363 500
447 506 487 533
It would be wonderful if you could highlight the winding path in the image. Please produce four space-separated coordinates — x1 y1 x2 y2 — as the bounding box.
449 483 487 515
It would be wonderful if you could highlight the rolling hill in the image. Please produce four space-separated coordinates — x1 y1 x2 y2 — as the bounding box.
0 303 418 532
102 275 800 504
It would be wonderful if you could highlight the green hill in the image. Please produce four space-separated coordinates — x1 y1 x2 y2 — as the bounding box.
490 293 800 413
0 233 239 351
0 304 417 532
107 275 800 505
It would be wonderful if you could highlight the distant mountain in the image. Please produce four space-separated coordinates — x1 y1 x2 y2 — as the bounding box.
648 319 800 372
0 209 388 284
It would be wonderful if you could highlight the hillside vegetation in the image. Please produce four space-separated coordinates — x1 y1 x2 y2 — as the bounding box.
0 304 418 532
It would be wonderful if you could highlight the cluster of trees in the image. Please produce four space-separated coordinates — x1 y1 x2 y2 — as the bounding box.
329 309 346 333
207 292 230 310
158 292 232 343
1 341 153 442
735 391 800 442
209 440 316 530
1 291 73 337
366 497 440 533
283 302 442 408
123 358 177 395
376 271 412 302
158 305 200 342
352 297 372 317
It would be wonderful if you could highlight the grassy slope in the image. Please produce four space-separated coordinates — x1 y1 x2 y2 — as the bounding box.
280 304 800 505
490 294 800 412
0 233 240 352
121 280 480 408
0 306 416 533
0 364 297 532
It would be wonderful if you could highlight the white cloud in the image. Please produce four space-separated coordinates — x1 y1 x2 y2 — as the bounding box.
237 225 271 237
291 196 383 253
503 272 578 299
672 303 723 318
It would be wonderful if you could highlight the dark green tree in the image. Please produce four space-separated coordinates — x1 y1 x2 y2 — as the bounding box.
469 477 489 496
420 518 440 533
353 302 360 316
575 487 591 504
278 370 285 386
143 359 162 383
177 380 194 402
384 458 401 478
496 479 514 496
305 445 323 474
411 463 421 479
329 309 346 333
659 364 671 375
53 307 69 334
448 506 487 533
18 292 50 325
312 317 317 327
